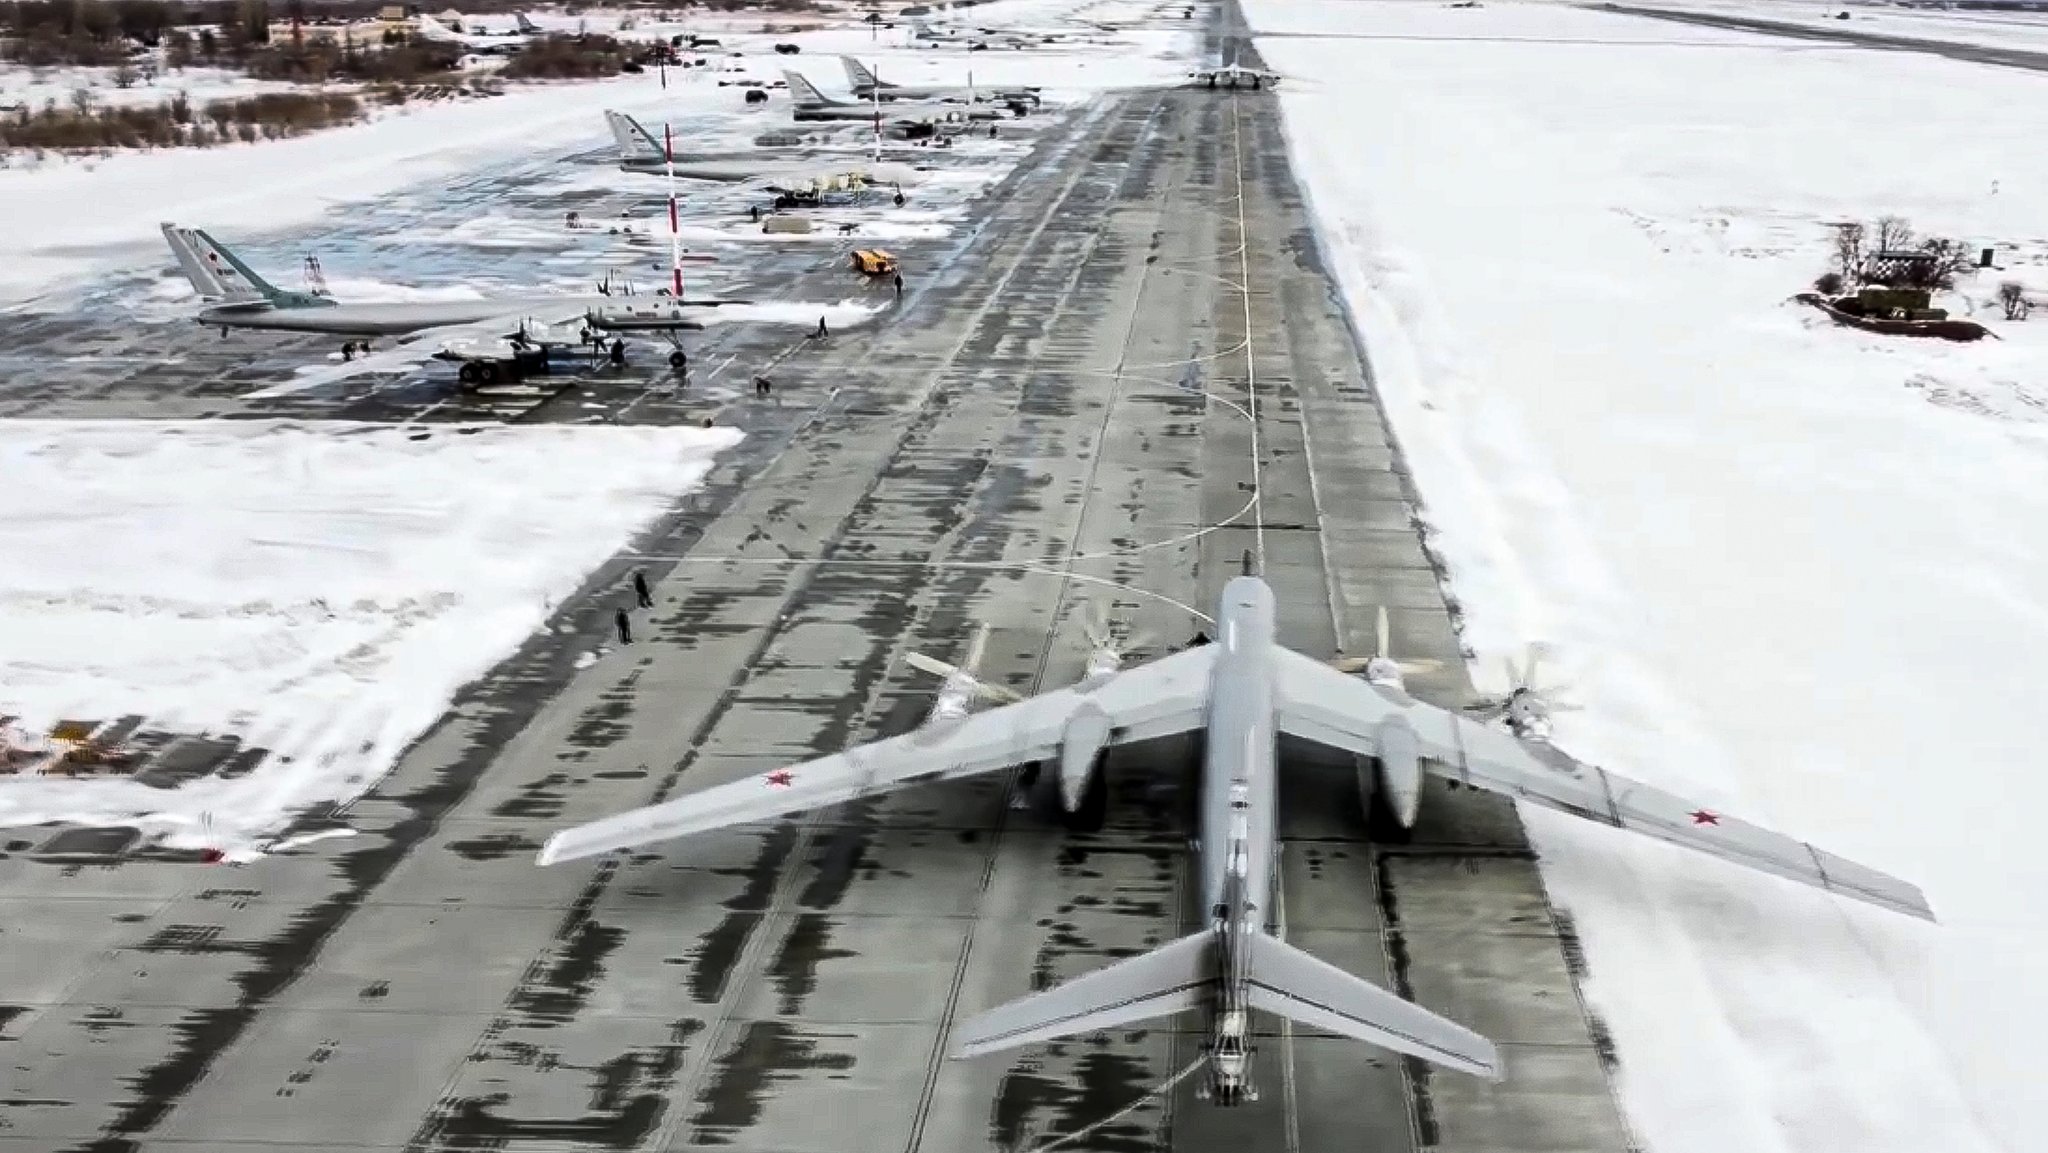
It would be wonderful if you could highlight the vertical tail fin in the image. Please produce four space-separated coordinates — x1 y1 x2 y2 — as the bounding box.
184 228 332 310
515 11 539 34
781 70 836 107
950 930 1213 1057
840 55 882 91
162 223 243 301
605 110 665 162
1245 934 1502 1079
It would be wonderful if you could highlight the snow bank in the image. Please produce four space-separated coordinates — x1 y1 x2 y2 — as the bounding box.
0 419 741 843
1247 2 2048 1152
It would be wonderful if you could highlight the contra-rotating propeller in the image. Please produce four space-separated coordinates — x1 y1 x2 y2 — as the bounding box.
1327 606 1442 679
903 623 1024 705
1462 643 1582 728
1080 601 1155 664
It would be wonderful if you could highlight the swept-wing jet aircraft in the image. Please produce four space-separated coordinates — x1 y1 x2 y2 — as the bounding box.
838 56 1040 107
536 573 1934 1106
162 223 816 392
604 111 922 189
1189 61 1283 89
909 19 1046 48
781 69 1004 123
413 13 532 55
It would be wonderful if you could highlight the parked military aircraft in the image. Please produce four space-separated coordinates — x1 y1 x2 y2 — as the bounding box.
910 19 1048 48
535 572 1933 1106
1190 61 1283 89
781 69 1005 123
413 13 533 55
162 224 812 392
838 56 1040 107
604 111 923 189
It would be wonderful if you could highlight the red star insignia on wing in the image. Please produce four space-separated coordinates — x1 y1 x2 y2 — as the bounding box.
1689 809 1720 826
765 769 794 788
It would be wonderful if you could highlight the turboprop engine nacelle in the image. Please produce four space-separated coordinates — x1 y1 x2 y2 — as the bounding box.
1360 717 1422 829
1058 704 1112 811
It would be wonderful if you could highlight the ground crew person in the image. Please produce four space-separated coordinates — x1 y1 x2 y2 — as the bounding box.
609 339 627 367
633 569 653 609
615 607 633 645
754 375 773 398
815 316 829 338
893 272 904 297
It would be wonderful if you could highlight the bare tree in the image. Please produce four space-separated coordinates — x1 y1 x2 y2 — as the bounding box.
68 85 93 114
1910 237 1975 291
112 61 136 87
2001 281 2032 321
1832 221 1865 283
1873 214 1914 256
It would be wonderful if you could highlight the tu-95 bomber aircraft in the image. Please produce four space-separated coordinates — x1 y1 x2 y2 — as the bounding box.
839 56 1042 107
162 223 816 392
604 111 925 189
538 568 1933 1106
781 70 1011 123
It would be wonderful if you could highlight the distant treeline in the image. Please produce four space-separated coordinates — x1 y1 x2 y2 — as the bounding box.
0 87 359 148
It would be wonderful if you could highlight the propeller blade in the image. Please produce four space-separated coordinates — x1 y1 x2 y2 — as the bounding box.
1523 646 1544 692
1080 601 1111 650
1122 627 1156 654
971 680 1025 705
1375 605 1391 660
962 622 991 675
903 651 960 680
1327 655 1374 674
1396 658 1442 674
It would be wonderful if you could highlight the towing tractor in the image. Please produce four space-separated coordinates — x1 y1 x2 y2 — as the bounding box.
851 249 899 276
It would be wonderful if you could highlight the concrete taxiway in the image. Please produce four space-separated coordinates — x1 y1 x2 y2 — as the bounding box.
0 58 1635 1153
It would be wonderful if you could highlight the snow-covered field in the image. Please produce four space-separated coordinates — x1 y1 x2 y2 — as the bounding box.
0 0 1194 304
1246 2 2048 1151
0 419 741 847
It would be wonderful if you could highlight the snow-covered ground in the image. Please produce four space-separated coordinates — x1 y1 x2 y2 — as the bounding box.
1245 2 2048 1151
0 0 1194 304
0 419 741 848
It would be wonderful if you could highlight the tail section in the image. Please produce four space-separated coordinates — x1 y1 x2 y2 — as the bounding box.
949 929 1502 1083
840 55 885 91
951 930 1212 1057
515 11 539 34
185 227 332 310
162 223 247 302
782 69 838 106
1245 934 1502 1079
605 110 666 163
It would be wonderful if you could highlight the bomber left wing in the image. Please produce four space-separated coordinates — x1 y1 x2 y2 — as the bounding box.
537 646 1218 865
241 306 597 399
1269 650 1933 920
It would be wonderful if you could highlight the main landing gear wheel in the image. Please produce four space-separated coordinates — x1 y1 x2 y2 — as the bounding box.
668 350 689 370
459 361 503 389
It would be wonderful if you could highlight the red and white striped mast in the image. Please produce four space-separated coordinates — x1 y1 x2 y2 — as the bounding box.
664 121 683 300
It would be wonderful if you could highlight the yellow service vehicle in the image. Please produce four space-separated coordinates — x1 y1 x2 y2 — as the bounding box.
850 249 899 276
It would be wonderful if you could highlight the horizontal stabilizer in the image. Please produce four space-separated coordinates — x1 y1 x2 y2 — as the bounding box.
951 930 1213 1058
1246 933 1501 1079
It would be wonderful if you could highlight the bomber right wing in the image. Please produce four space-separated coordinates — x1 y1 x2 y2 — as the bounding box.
1269 650 1933 920
536 645 1217 866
